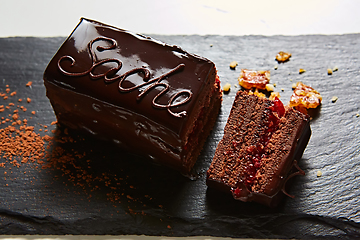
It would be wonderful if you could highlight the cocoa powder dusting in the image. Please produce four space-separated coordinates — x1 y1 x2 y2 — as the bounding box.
0 85 157 217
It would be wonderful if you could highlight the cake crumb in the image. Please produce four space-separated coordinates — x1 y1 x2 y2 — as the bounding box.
327 68 333 75
331 96 338 103
317 171 322 177
229 61 238 70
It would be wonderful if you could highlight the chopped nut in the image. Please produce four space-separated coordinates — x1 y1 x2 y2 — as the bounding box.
292 83 297 89
299 68 306 74
327 68 333 75
333 66 338 72
356 113 360 118
331 96 338 103
248 89 266 98
269 92 280 101
274 65 278 70
275 51 292 62
229 61 238 70
281 88 284 92
223 83 231 92
317 171 322 177
238 69 270 90
265 84 274 92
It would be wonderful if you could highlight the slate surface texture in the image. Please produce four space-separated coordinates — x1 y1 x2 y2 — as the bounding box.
0 34 359 239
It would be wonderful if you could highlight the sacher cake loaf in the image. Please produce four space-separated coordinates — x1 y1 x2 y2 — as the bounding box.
207 91 311 206
43 18 222 174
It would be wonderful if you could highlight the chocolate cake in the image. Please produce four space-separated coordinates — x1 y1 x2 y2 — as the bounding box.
43 18 222 174
207 91 311 206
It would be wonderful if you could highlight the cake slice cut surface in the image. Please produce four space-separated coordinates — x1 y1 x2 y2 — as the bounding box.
43 18 222 174
206 91 311 206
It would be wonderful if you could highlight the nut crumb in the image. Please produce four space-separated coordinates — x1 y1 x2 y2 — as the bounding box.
299 68 306 74
274 65 278 70
317 171 322 177
223 83 231 92
331 96 338 103
269 92 280 101
333 66 338 72
327 68 333 75
229 61 238 70
356 113 360 118
275 51 292 62
265 84 274 92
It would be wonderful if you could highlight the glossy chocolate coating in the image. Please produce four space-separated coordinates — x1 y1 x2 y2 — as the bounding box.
43 18 221 173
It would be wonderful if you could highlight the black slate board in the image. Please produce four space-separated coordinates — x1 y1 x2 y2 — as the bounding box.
0 34 360 239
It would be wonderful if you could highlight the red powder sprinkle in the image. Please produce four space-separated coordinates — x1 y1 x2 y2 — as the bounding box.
6 88 10 93
27 98 31 103
12 114 19 121
18 99 22 102
51 121 57 125
26 81 33 87
10 91 17 96
31 111 35 115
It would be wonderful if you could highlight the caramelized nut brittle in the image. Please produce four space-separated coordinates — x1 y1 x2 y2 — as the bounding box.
289 82 322 109
238 69 270 90
275 51 291 62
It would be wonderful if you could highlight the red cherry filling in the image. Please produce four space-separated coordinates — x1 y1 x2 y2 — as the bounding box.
232 98 285 194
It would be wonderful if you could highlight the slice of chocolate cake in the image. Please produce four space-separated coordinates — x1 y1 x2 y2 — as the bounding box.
43 18 222 174
207 91 311 206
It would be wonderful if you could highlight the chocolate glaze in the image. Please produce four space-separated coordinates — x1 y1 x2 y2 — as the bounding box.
43 18 222 173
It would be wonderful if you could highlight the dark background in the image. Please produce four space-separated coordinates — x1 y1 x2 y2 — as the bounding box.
0 34 359 238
